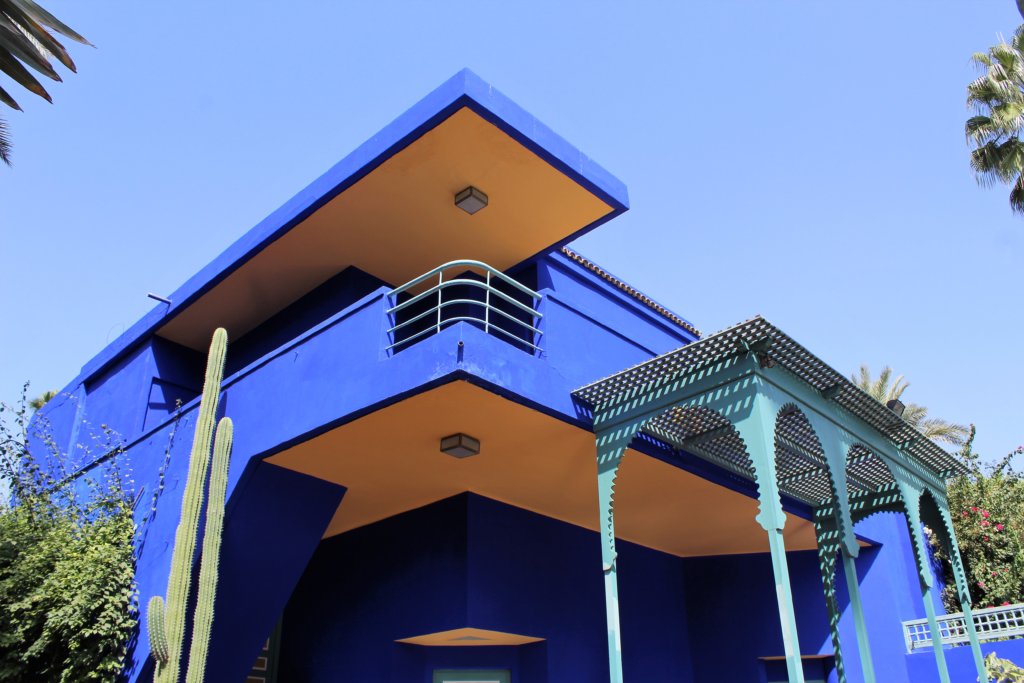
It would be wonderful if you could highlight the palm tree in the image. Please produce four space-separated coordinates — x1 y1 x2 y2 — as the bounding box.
966 25 1024 214
28 389 55 411
0 0 90 166
852 365 969 446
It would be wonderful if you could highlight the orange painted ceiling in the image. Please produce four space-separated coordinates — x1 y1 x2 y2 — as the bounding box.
158 107 613 350
266 381 819 557
396 627 543 647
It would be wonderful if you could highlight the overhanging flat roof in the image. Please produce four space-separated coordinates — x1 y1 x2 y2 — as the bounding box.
80 69 629 376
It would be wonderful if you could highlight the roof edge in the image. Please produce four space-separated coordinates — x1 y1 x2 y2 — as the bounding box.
76 69 630 385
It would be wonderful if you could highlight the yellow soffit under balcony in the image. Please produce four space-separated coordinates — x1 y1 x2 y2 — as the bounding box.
396 628 544 647
157 107 614 350
266 381 822 558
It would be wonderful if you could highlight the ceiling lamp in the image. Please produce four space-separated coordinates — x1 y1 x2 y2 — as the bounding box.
440 433 481 458
455 186 488 215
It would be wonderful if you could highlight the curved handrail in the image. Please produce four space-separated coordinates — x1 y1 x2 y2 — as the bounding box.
387 279 541 319
388 259 541 300
386 259 543 353
389 298 542 336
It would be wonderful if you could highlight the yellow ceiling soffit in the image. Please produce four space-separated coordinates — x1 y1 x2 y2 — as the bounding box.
158 107 613 350
266 381 821 558
396 627 544 647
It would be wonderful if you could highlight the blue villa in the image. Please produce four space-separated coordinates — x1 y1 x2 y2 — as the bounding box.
33 70 1020 683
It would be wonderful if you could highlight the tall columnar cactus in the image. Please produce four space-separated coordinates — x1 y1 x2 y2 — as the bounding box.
147 328 233 683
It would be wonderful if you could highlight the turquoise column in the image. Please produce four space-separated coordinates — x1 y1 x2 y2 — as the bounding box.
935 502 988 681
920 583 951 683
841 549 877 683
766 529 806 683
959 600 988 682
594 424 641 683
734 390 805 683
902 495 951 683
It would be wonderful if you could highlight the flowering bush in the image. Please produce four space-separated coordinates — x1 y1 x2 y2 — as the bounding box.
935 425 1024 612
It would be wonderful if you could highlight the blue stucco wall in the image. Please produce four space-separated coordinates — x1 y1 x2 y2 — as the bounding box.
906 638 1024 681
683 550 836 683
281 494 696 683
27 216 957 683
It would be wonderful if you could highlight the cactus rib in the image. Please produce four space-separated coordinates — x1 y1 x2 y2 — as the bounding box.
147 595 169 665
159 328 227 683
185 417 233 683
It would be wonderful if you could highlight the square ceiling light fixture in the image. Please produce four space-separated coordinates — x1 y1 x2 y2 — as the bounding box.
440 433 481 458
455 186 488 215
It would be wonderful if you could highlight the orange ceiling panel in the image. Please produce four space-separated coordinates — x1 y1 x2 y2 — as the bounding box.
159 107 613 350
267 382 820 557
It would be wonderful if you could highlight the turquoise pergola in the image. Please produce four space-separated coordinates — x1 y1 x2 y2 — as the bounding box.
572 317 986 683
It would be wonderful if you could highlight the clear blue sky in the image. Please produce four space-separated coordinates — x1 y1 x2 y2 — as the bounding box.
2 2 1021 461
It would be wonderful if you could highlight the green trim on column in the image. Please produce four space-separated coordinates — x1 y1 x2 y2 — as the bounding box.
928 494 988 682
595 425 642 683
733 388 806 683
813 519 847 683
805 417 859 559
901 488 951 683
959 601 988 683
841 549 877 683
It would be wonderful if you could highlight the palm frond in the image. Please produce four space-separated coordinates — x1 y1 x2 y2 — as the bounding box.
967 26 1024 213
1009 174 1024 215
916 418 970 447
0 0 86 111
851 365 966 446
0 0 74 74
9 0 91 47
0 115 10 166
871 366 890 401
900 403 928 427
0 0 87 167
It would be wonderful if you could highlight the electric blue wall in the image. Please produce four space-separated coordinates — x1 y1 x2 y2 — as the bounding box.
683 549 837 683
29 253 957 682
23 69 990 683
280 494 696 683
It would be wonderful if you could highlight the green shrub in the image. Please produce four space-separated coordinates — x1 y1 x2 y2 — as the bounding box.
985 652 1024 682
0 391 137 682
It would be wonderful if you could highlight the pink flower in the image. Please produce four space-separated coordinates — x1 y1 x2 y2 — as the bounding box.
1004 601 1011 606
992 571 999 577
984 536 991 542
981 520 991 527
963 511 970 517
982 510 991 519
996 524 1005 531
972 507 979 512
979 581 987 588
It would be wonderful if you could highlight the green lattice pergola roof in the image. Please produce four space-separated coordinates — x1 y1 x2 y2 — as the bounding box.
574 316 967 506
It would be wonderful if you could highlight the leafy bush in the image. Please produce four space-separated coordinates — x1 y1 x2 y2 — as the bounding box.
935 425 1024 611
0 391 137 682
985 652 1024 682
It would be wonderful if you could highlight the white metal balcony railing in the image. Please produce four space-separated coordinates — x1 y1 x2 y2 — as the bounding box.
903 603 1024 652
386 260 543 353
